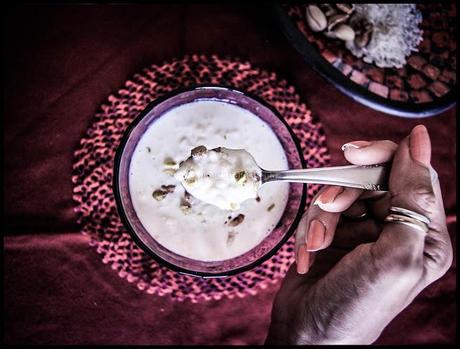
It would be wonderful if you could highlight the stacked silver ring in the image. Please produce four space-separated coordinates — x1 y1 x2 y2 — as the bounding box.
384 206 431 233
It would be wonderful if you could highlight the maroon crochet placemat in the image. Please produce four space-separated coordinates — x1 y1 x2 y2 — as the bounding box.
72 54 330 302
286 3 456 103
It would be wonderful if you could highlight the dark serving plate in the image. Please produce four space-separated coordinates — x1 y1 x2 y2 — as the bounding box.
272 2 457 118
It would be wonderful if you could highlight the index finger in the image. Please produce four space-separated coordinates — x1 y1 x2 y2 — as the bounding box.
318 139 398 214
342 140 397 165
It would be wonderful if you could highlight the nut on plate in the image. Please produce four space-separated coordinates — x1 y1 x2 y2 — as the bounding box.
327 13 349 31
333 24 355 41
349 16 373 48
355 31 372 48
306 5 327 32
319 4 337 17
336 3 355 14
324 30 338 39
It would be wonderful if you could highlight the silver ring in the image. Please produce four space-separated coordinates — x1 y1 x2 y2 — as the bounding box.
384 213 429 234
389 206 431 225
386 206 430 233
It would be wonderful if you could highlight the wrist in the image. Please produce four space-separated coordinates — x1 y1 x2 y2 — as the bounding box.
266 308 376 345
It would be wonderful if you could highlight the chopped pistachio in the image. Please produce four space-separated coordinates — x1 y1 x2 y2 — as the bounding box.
161 184 176 193
180 192 192 214
228 213 245 227
181 196 191 205
163 168 177 176
185 176 197 185
163 157 177 167
227 231 237 246
234 171 247 184
267 203 275 212
183 168 196 185
180 198 191 207
191 145 207 157
152 189 167 201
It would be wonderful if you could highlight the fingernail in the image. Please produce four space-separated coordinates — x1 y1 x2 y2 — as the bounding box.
296 245 310 274
341 141 372 151
306 219 326 251
314 186 344 205
410 125 431 166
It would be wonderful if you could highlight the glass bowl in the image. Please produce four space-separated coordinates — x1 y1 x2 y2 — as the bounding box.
113 85 306 277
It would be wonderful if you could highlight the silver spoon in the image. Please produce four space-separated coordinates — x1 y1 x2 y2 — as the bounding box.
261 163 390 191
176 147 390 211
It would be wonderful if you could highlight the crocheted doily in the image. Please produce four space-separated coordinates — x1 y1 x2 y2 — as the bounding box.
72 55 330 302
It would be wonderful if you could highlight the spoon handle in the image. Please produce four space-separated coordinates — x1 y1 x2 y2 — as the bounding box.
262 163 390 191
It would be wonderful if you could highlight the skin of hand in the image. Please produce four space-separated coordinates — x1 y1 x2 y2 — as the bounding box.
265 125 453 345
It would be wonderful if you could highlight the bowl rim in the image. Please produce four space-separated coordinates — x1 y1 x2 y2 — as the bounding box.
272 2 457 118
113 84 307 278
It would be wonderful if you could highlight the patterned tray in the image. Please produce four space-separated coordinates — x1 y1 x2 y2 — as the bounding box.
273 3 456 118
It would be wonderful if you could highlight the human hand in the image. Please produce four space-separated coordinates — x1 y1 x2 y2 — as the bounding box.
266 125 453 344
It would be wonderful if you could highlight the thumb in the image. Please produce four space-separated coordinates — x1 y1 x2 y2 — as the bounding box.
374 125 438 259
389 125 436 221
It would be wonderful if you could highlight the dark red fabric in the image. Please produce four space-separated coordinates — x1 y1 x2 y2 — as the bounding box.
4 4 456 345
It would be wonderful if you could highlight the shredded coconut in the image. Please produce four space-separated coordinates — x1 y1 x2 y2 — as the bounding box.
345 4 423 68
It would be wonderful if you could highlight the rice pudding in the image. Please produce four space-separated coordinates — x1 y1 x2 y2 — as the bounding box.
128 100 289 262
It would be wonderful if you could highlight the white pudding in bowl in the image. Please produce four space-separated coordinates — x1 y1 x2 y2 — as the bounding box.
128 100 289 262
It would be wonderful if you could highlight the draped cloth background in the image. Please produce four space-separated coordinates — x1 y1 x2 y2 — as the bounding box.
4 4 456 345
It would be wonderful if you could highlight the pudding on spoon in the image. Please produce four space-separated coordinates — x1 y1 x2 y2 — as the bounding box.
174 146 262 210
